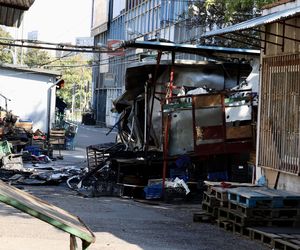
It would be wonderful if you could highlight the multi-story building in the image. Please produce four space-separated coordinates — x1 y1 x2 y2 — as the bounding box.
91 0 204 127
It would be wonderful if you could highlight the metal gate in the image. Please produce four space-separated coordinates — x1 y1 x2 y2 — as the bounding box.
259 53 300 175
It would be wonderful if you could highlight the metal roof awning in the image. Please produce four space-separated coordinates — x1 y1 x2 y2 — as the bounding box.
201 6 300 49
202 6 300 37
122 40 260 60
0 0 35 27
0 180 95 249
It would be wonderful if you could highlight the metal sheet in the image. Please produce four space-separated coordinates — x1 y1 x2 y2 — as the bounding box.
168 110 194 156
195 108 223 127
0 0 34 27
0 180 95 246
123 40 260 56
0 0 35 10
225 105 252 122
201 6 300 38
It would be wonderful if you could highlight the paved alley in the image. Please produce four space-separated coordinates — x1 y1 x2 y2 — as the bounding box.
0 125 268 250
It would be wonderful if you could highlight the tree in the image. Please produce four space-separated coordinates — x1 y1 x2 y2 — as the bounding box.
0 27 15 64
184 0 277 47
48 54 92 110
23 48 51 67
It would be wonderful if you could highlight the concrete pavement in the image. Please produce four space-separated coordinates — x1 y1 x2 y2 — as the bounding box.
0 125 268 250
52 124 117 167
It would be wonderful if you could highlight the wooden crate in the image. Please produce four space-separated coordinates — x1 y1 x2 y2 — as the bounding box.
15 121 33 131
49 129 65 145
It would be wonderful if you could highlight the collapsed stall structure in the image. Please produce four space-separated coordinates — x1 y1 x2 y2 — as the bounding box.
86 41 260 198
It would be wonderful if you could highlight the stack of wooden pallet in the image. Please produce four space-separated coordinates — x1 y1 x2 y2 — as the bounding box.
196 182 300 250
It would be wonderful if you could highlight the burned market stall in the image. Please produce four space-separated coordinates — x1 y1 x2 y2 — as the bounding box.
83 41 260 200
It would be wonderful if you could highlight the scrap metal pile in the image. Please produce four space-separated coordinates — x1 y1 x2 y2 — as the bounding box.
0 140 82 185
0 109 81 186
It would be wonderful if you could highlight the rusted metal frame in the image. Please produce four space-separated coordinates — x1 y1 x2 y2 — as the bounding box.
164 89 252 101
217 34 263 49
292 59 298 173
162 51 176 192
276 58 282 172
162 112 171 193
260 57 269 170
283 56 291 173
221 94 226 143
257 59 266 169
297 62 300 174
286 57 292 173
145 50 162 153
291 55 300 174
278 59 283 172
251 26 300 44
192 96 197 151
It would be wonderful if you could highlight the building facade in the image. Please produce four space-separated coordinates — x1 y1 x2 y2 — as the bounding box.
0 64 60 132
91 0 204 127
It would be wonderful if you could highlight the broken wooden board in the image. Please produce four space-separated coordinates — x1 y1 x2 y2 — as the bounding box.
0 180 95 249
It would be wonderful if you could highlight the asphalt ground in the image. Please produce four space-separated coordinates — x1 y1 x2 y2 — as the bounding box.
0 125 268 250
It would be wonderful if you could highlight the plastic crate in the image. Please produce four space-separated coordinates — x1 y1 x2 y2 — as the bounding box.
65 137 75 150
24 145 41 156
0 141 12 157
144 184 162 199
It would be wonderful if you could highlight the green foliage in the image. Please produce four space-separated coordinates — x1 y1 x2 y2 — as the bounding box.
205 0 276 22
186 0 277 47
23 48 51 67
52 54 92 110
0 27 14 64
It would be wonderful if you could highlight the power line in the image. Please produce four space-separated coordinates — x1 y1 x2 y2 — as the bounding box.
0 38 113 53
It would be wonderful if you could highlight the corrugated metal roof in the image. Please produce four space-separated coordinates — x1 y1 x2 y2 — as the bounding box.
123 40 260 58
201 6 300 38
0 0 34 10
0 63 61 76
0 0 34 27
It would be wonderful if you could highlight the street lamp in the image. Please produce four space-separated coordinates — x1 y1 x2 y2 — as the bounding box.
3 48 17 65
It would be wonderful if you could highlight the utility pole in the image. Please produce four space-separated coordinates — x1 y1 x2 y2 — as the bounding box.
71 84 76 122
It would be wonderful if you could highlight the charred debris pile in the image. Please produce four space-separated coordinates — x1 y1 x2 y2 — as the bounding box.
0 110 79 185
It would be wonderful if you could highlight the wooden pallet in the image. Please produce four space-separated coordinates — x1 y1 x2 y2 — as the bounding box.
217 220 300 250
201 201 218 217
249 227 300 250
193 211 214 223
227 187 300 209
49 129 65 145
202 191 221 207
218 207 300 227
228 202 300 219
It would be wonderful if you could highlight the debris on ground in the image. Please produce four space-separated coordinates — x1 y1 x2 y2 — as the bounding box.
0 141 82 185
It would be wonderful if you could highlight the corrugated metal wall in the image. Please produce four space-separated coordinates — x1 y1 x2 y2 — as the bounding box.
258 53 300 175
